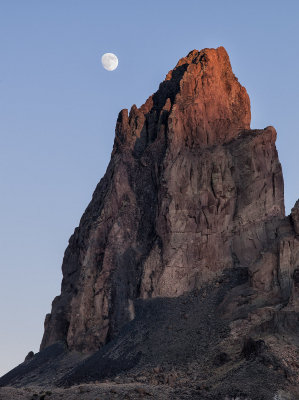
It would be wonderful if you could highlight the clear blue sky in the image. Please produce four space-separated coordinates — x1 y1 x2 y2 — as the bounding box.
0 0 298 376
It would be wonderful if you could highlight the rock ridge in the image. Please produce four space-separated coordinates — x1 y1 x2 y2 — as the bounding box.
1 46 299 400
114 46 251 157
38 47 288 355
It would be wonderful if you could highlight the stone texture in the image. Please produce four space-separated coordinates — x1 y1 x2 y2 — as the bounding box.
291 199 299 234
40 47 288 353
2 47 299 400
24 352 34 362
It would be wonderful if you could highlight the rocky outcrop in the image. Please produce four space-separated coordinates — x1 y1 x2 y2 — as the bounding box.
2 46 299 400
291 199 299 234
24 352 34 362
40 46 288 354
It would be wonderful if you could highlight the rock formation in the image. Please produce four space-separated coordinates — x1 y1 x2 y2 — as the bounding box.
40 46 283 351
1 46 299 400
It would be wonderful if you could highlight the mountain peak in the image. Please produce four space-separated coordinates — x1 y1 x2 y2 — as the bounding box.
168 46 229 73
37 47 286 356
3 47 299 400
115 47 250 155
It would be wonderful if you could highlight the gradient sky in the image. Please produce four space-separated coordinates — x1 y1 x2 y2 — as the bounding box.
0 0 299 376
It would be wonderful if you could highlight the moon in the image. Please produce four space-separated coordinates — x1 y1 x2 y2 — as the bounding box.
101 53 118 71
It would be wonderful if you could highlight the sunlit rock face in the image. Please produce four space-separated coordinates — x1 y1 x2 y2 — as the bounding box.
41 47 290 354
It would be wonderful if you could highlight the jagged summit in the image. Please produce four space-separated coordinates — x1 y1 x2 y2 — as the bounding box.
38 47 285 355
1 47 299 400
115 47 251 156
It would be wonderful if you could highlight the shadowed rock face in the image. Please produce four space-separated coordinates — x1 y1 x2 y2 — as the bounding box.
40 47 288 354
2 46 299 399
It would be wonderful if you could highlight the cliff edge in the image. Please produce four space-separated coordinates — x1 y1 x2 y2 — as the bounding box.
1 47 299 400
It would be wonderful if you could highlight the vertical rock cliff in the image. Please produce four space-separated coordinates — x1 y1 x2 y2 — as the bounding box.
1 46 299 399
40 47 288 354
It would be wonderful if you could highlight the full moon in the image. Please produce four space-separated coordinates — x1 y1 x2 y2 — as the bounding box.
101 53 118 71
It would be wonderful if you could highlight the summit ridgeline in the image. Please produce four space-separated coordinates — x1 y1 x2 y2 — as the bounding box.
1 47 299 400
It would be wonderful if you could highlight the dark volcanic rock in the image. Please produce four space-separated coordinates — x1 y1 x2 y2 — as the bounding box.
24 351 34 362
0 343 67 387
291 199 299 234
1 47 299 399
241 338 267 360
40 47 285 355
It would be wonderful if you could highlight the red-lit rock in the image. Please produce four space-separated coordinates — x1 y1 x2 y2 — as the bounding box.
40 47 288 359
